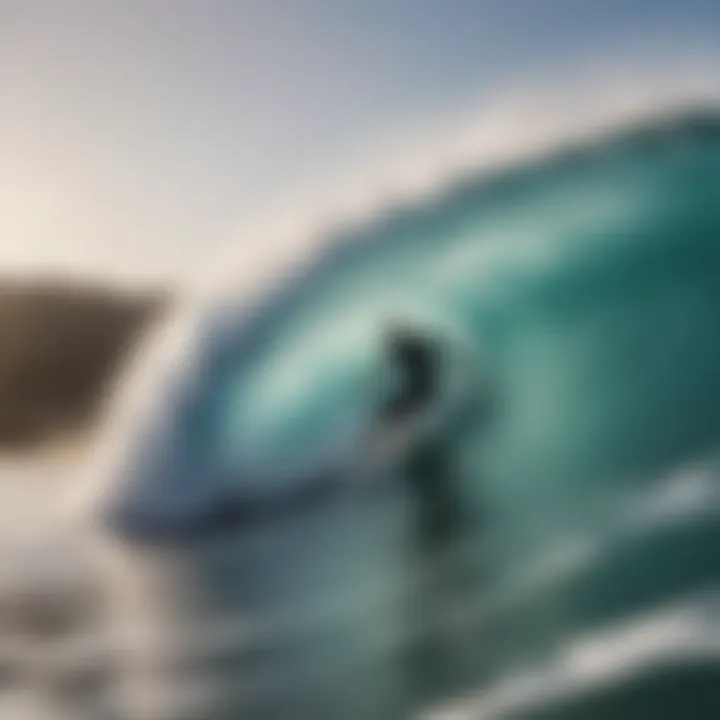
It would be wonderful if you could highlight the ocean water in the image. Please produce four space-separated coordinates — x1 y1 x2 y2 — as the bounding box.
92 109 720 719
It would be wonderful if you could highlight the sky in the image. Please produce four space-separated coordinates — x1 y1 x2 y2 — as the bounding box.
2 0 720 287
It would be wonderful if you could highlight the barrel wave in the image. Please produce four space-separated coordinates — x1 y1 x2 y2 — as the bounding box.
98 109 720 719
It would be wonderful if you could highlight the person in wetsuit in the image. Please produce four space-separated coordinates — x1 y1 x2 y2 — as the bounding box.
376 323 459 543
379 324 442 423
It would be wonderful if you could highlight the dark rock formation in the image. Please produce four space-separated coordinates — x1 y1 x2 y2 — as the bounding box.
0 277 169 449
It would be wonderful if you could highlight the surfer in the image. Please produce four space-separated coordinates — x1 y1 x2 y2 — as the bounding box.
372 322 495 544
372 323 457 542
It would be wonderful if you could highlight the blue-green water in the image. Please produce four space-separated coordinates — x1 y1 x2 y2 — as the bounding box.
103 110 720 719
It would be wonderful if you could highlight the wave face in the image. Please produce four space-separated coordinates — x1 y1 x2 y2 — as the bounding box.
99 110 720 719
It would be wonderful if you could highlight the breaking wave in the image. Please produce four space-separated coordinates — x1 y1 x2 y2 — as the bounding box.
81 85 720 719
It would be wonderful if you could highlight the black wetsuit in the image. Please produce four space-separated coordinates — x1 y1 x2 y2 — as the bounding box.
377 331 457 541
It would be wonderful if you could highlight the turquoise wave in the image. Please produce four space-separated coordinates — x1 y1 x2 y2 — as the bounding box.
99 108 720 719
99 108 720 519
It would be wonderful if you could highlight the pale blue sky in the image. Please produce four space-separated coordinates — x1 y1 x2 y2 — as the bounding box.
2 1 719 283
